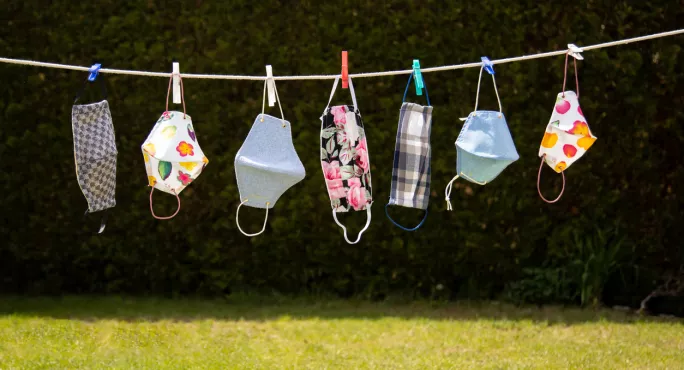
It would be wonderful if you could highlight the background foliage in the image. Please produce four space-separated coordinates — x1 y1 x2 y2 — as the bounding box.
0 1 682 307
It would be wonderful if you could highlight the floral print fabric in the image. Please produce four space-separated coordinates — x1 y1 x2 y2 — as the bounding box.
141 111 208 195
320 105 372 212
538 91 596 173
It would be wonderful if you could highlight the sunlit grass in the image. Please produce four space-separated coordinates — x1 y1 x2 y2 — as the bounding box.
0 296 681 369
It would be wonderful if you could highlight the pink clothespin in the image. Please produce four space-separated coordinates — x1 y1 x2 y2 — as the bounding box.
341 51 349 89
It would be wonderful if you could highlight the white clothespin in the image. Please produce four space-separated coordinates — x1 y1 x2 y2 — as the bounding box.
567 44 584 60
172 61 181 104
265 65 276 107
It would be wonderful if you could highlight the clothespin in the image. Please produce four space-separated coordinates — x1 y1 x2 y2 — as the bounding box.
87 63 101 81
341 51 349 89
172 61 181 104
567 44 584 60
265 65 276 107
412 59 424 96
481 56 495 75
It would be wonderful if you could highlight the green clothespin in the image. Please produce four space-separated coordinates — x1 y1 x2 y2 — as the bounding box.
412 59 424 96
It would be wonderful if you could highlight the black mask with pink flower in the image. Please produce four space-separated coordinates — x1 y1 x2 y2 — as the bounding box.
320 105 372 212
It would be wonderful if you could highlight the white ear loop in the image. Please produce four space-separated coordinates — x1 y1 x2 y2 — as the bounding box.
236 199 269 237
332 207 372 244
473 66 503 116
261 80 286 126
444 175 460 211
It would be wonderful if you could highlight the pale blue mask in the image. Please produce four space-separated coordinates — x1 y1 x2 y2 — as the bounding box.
234 81 306 237
445 66 519 210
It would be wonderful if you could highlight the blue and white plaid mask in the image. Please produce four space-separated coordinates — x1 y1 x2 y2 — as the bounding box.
385 73 433 231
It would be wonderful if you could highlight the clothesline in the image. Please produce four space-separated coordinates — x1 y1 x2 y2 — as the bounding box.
0 29 682 81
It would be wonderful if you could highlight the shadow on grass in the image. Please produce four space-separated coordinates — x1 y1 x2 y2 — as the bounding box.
0 294 680 325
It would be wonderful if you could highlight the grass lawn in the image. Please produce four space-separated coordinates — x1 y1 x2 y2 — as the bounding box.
0 296 681 369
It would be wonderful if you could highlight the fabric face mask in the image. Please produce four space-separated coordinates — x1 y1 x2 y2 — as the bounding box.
234 80 306 237
320 77 373 244
537 54 596 203
72 74 117 233
141 75 208 219
445 65 519 211
385 72 433 231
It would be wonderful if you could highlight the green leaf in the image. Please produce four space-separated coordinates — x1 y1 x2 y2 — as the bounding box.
326 137 336 155
340 165 354 180
321 126 337 139
320 147 328 160
158 161 172 180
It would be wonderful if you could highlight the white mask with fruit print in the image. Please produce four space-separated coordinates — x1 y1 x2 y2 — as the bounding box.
537 51 597 203
141 74 209 219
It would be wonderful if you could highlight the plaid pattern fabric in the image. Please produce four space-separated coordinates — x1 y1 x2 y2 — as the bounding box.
388 102 433 210
72 100 118 213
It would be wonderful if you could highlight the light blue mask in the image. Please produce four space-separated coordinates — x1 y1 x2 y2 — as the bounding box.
234 81 306 237
445 66 519 210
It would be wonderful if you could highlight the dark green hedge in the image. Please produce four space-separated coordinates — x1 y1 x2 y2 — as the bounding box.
0 1 682 306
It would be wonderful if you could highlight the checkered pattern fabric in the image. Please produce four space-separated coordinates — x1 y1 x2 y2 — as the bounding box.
72 100 118 213
388 102 433 210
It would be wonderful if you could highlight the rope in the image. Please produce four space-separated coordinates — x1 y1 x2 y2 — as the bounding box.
0 29 681 80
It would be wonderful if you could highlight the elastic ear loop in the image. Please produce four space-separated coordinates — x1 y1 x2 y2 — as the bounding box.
561 53 580 98
332 207 371 244
537 155 566 203
235 199 269 237
323 76 340 113
323 76 360 114
384 203 428 231
347 77 359 112
444 172 488 211
260 80 286 127
444 175 459 211
74 74 107 104
83 209 108 234
149 187 181 220
98 211 108 233
165 73 187 119
473 66 502 117
402 73 431 106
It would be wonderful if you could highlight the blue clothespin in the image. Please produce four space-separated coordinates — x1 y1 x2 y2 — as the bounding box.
481 57 494 75
412 59 424 96
88 63 101 81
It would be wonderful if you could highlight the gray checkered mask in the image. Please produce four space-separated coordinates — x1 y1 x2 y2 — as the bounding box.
385 73 432 231
72 96 118 219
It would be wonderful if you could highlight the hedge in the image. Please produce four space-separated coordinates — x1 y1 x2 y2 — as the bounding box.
0 1 682 307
